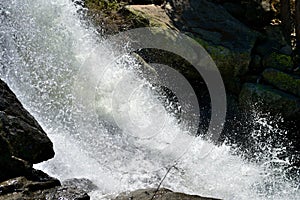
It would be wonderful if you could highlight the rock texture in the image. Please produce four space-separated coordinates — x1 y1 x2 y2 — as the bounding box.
0 79 90 199
82 0 299 170
122 2 255 94
262 52 294 71
239 83 300 119
117 0 300 121
0 79 54 181
262 68 300 97
125 4 176 29
0 170 60 197
165 0 258 90
0 135 29 182
0 173 90 200
62 178 98 193
114 188 221 200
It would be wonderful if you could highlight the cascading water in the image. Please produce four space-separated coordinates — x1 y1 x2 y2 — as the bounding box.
0 0 299 199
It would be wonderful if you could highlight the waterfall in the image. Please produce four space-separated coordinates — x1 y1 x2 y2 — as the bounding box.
0 0 299 199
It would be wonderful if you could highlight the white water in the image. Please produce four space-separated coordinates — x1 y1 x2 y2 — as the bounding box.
0 0 299 199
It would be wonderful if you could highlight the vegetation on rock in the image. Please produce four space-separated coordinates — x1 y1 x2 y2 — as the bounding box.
263 52 294 71
262 68 300 96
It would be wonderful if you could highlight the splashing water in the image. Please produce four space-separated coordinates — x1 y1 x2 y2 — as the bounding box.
0 0 299 199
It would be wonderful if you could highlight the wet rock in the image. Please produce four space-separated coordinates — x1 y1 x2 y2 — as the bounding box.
114 188 221 200
0 112 54 163
262 68 300 97
124 1 258 91
0 79 54 163
164 0 258 92
166 0 258 58
0 185 89 200
43 186 90 200
0 174 90 200
0 169 60 195
239 83 300 119
262 52 294 71
62 178 98 193
0 135 29 182
131 52 158 78
0 80 90 200
0 79 54 181
0 174 60 196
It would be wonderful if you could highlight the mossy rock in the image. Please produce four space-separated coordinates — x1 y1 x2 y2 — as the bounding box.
124 4 176 30
84 0 123 12
239 83 300 119
193 37 249 93
262 52 293 71
262 68 300 97
88 2 253 94
83 0 150 34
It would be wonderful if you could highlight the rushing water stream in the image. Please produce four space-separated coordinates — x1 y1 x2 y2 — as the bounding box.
0 0 299 199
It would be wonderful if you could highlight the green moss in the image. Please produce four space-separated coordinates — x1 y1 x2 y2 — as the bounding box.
85 0 121 12
262 68 300 97
263 52 293 71
124 6 170 29
191 36 249 76
271 52 292 67
191 36 251 93
123 7 150 27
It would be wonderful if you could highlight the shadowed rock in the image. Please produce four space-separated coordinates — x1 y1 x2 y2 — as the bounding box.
239 83 300 119
262 68 300 97
0 79 54 181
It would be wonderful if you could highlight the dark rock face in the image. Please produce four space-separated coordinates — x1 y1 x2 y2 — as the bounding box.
219 0 275 29
165 0 258 92
0 172 90 200
41 186 90 200
0 79 91 199
0 79 54 181
62 178 98 193
239 83 300 119
0 136 29 182
262 52 294 71
0 170 60 196
262 68 300 97
167 0 257 51
114 188 221 200
120 0 300 122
